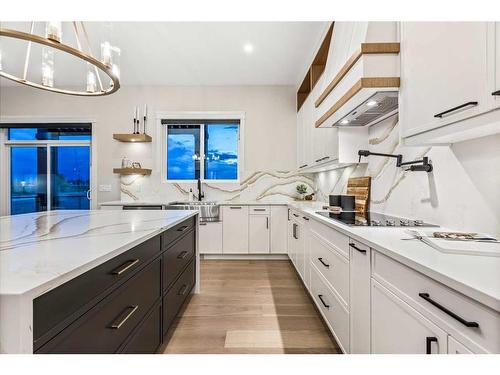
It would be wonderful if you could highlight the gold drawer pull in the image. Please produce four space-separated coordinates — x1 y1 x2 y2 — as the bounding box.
109 305 139 329
111 259 139 275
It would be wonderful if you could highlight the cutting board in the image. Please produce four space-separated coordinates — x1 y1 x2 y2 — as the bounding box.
347 176 371 214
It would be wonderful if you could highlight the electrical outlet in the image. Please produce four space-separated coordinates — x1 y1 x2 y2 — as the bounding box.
99 184 112 192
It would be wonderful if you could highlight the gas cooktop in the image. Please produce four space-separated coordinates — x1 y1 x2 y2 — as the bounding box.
315 211 438 227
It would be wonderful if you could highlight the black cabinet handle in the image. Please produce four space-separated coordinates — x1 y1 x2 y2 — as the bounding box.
315 156 330 163
293 223 298 239
303 216 309 221
177 225 189 232
349 242 366 254
419 293 479 328
266 217 269 229
492 90 500 96
287 209 290 221
199 222 207 226
109 305 139 329
177 250 189 259
229 206 242 209
111 259 139 275
178 284 188 296
318 257 330 268
293 213 299 217
318 294 330 309
299 164 308 169
426 337 438 354
253 208 266 212
434 101 478 118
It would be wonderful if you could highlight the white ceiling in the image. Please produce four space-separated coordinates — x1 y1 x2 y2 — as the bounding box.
0 22 328 87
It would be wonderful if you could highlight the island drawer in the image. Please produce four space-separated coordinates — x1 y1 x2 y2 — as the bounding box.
162 216 196 250
36 258 161 353
33 235 161 345
163 229 196 291
372 251 500 353
119 302 162 354
163 260 195 335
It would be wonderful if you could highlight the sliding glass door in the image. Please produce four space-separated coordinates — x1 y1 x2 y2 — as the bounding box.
5 125 92 215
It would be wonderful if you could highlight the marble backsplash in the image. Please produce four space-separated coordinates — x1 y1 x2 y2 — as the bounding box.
313 114 500 237
120 170 315 203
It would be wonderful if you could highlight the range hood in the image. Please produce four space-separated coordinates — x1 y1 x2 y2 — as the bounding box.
314 41 400 128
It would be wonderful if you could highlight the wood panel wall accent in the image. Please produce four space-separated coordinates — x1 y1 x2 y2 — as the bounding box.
315 77 400 128
297 22 334 111
113 167 152 175
347 176 371 215
315 43 400 108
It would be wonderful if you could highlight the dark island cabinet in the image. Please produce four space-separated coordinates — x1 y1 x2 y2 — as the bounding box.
34 216 197 354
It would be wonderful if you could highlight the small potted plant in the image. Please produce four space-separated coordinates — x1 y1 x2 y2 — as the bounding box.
296 184 308 200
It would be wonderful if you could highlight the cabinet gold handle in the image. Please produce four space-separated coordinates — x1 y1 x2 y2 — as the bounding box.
109 305 138 329
111 259 139 275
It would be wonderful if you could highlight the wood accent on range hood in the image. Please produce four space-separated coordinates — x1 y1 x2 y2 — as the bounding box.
113 133 152 142
315 77 400 128
113 167 152 175
315 42 400 108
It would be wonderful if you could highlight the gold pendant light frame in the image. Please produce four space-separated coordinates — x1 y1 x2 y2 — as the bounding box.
0 22 120 96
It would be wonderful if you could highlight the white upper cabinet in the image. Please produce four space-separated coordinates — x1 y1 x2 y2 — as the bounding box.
495 22 500 108
400 22 500 144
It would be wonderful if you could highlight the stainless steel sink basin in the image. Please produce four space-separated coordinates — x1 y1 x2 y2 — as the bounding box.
165 201 220 222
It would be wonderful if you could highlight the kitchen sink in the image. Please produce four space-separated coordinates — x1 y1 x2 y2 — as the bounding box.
165 201 220 222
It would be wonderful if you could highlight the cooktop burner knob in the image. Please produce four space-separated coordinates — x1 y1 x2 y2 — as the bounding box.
414 220 424 226
386 220 395 226
371 220 381 226
400 219 409 226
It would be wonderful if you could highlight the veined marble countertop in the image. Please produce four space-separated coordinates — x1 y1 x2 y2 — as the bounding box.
99 200 293 206
0 210 198 297
288 201 500 312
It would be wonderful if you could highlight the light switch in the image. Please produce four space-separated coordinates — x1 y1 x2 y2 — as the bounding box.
99 184 112 192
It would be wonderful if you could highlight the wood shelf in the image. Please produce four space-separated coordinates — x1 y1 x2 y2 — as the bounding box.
297 22 334 112
113 167 152 175
113 133 152 142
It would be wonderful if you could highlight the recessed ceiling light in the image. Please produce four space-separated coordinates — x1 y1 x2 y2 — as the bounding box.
366 100 378 107
340 119 349 125
243 43 254 54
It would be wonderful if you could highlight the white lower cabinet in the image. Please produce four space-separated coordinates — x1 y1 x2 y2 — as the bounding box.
371 279 448 354
349 239 371 354
198 222 222 254
270 206 288 254
222 206 249 254
448 336 474 354
249 214 270 254
310 265 350 352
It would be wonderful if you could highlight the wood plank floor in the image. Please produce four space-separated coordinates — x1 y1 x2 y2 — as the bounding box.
163 260 341 354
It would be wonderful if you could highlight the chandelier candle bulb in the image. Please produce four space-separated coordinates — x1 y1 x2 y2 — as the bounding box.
101 41 112 66
41 48 54 87
46 21 62 42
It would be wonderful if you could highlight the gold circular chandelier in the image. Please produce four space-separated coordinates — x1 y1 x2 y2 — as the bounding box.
0 22 120 96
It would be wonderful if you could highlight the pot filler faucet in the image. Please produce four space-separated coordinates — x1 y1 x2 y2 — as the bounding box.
358 150 433 172
197 178 205 201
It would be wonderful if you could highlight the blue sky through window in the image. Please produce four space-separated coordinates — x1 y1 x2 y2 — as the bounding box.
205 124 238 180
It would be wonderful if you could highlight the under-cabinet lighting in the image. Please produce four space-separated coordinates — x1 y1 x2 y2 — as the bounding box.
340 119 349 125
366 100 378 107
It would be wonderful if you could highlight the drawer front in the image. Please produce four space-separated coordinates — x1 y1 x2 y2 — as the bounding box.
310 219 350 259
162 216 196 250
37 258 161 354
310 265 350 352
120 302 162 354
163 260 195 335
310 231 349 306
33 235 161 346
163 229 195 291
373 251 500 353
249 205 270 215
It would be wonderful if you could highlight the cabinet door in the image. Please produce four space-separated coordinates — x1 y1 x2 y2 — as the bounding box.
249 215 270 254
270 206 288 254
222 206 249 254
198 222 222 254
448 336 474 354
400 22 491 138
349 240 371 354
371 280 447 354
495 22 500 108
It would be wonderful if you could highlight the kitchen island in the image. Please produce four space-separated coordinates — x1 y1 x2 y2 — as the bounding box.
0 209 199 354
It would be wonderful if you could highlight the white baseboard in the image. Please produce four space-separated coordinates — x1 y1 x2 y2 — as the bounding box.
201 254 289 260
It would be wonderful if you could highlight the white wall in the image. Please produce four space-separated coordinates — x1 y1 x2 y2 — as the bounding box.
0 85 303 204
314 115 500 238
